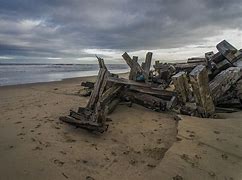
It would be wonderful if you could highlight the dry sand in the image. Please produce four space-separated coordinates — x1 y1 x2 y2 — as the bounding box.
0 74 242 180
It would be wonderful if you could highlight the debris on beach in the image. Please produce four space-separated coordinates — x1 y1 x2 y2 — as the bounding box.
60 40 242 132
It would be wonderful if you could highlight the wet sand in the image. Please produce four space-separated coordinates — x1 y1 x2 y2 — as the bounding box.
0 74 242 180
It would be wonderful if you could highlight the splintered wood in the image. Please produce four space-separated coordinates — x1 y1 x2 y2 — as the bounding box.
60 39 242 133
189 65 215 117
172 71 190 104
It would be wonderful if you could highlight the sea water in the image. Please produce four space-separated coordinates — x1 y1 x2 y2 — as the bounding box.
0 64 129 86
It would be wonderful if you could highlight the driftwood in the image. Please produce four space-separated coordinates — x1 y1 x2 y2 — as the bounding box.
124 91 167 111
172 71 191 104
129 85 175 100
187 57 206 64
142 52 153 76
216 40 242 64
107 76 150 87
189 65 215 117
122 52 148 81
209 67 242 101
60 39 242 133
60 57 110 132
129 56 138 80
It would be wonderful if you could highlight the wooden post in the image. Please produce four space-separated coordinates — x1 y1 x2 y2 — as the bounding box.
143 52 153 75
189 65 215 117
129 56 138 80
172 71 190 104
122 52 149 81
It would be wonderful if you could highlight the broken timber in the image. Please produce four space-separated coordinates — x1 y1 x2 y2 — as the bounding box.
172 71 191 104
122 52 149 81
60 57 112 132
129 56 138 80
189 65 215 117
60 39 242 133
209 67 242 102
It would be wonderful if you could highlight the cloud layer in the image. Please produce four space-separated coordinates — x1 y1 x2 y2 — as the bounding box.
0 0 242 63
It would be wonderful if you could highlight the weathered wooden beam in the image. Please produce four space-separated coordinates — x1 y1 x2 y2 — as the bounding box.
129 85 176 100
209 67 242 101
124 91 167 111
172 71 190 104
209 59 233 80
107 76 150 87
122 52 148 80
100 84 123 105
143 52 153 75
216 40 237 56
96 55 107 69
189 65 215 117
215 107 240 113
235 79 242 101
59 115 108 132
173 62 207 72
129 56 138 80
216 40 242 64
86 68 108 109
105 98 120 114
187 57 206 64
210 52 225 64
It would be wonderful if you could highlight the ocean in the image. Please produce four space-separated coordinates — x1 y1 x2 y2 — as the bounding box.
0 64 129 86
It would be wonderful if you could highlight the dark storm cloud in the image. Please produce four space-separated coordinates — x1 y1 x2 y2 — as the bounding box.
0 0 242 60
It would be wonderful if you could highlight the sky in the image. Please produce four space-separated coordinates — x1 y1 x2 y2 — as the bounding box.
0 0 242 64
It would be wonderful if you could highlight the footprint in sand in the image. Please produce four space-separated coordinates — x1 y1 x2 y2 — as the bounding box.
35 124 41 128
14 121 22 124
221 153 228 160
86 176 95 180
17 132 25 136
32 146 42 151
53 159 65 167
173 175 183 180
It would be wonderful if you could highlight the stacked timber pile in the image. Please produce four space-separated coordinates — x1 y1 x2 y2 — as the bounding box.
60 40 242 132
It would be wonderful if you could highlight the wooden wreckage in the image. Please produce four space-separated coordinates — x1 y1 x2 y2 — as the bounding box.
60 40 242 132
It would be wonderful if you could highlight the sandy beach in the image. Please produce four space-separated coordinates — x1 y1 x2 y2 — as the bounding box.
0 74 242 180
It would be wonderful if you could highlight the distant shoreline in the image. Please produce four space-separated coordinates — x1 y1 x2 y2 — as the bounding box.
0 72 129 88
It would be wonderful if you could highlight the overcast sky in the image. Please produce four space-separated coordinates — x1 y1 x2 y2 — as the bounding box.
0 0 242 64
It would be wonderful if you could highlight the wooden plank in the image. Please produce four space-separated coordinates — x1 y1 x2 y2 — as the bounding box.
100 85 123 105
86 68 107 109
105 98 120 114
59 116 107 132
189 65 215 117
129 85 175 100
209 67 242 101
107 76 150 87
172 71 190 104
187 57 206 64
124 91 167 111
